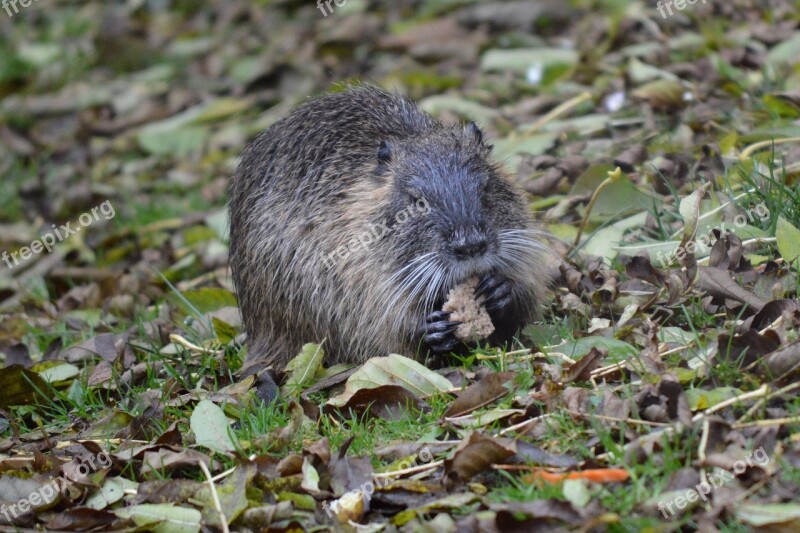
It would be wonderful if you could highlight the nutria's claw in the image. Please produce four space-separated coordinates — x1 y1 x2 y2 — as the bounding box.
426 309 447 321
429 337 461 354
423 310 462 354
476 273 513 313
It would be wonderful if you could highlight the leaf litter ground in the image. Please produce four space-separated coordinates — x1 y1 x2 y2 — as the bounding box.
1 0 800 531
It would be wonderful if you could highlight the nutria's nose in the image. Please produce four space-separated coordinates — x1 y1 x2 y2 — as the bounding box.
453 235 488 259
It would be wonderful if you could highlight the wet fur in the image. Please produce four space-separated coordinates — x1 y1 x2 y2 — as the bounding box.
229 85 547 373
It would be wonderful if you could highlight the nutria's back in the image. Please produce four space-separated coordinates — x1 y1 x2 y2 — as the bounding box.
229 85 546 379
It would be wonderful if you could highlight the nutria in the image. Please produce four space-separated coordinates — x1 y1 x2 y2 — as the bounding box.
229 85 547 399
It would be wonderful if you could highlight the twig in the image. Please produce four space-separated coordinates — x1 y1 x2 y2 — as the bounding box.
737 382 800 424
696 238 777 266
739 137 800 160
590 361 627 380
170 333 214 354
572 166 623 249
698 418 710 463
733 416 800 429
478 350 575 365
598 386 774 463
210 466 237 483
503 348 532 356
496 413 553 436
588 341 679 380
691 385 769 422
524 91 593 135
372 460 443 479
199 460 229 533
565 410 672 427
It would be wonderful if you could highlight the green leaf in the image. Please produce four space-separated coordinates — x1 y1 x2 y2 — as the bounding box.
766 32 800 69
0 365 50 408
301 457 321 493
196 463 254 527
763 94 800 118
481 48 578 75
632 79 686 111
277 491 317 511
168 288 238 316
17 43 62 67
562 479 592 508
493 132 559 159
86 477 139 510
35 362 80 384
138 126 209 156
205 209 230 242
190 97 252 124
550 337 638 363
582 224 625 261
212 317 238 344
419 95 500 124
679 188 703 240
282 343 326 396
685 387 743 411
570 164 654 218
327 353 453 408
114 503 202 533
136 105 212 156
190 400 239 453
776 216 800 265
737 502 800 528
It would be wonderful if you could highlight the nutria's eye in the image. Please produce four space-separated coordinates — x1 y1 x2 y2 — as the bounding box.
377 141 392 164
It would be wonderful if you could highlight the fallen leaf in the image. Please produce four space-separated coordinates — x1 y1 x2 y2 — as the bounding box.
326 354 453 408
190 400 239 453
443 371 515 418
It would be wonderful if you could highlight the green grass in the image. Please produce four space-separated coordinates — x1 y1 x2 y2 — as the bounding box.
734 157 800 231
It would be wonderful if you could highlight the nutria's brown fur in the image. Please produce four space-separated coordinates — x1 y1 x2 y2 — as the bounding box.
229 86 547 388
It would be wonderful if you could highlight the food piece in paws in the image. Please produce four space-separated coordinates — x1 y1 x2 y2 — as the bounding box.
442 277 495 342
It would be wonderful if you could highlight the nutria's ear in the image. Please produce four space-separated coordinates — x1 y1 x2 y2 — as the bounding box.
377 140 392 164
467 122 483 144
466 122 492 151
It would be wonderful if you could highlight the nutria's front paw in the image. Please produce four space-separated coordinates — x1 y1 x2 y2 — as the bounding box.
422 310 462 354
476 273 513 314
238 365 279 404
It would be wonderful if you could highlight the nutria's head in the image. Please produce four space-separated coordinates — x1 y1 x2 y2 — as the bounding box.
374 122 544 312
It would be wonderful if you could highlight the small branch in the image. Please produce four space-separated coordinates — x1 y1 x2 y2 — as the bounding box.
739 137 800 160
170 333 214 354
524 91 593 135
496 413 553 437
733 416 800 429
737 382 800 424
372 460 443 479
691 385 769 422
565 410 672 427
210 467 237 483
199 460 229 533
572 167 623 250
